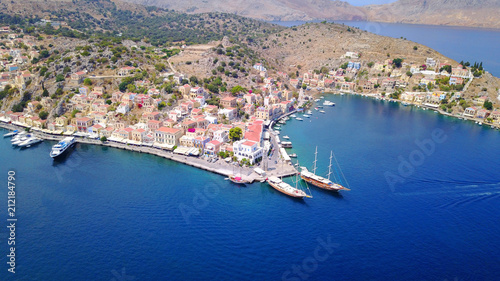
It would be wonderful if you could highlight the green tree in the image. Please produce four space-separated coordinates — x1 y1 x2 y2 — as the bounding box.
56 74 65 82
230 85 246 95
42 89 49 97
38 111 49 120
83 78 92 86
393 58 403 68
483 100 493 110
229 127 243 142
100 136 107 142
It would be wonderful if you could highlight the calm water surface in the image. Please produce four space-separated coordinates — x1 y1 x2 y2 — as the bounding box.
1 95 500 280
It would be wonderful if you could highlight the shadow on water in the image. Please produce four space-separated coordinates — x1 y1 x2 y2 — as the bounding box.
310 186 345 200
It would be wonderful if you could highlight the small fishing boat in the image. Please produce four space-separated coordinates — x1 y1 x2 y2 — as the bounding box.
290 114 297 118
319 110 325 113
303 115 310 118
289 153 297 158
227 175 250 185
296 117 303 121
283 135 290 139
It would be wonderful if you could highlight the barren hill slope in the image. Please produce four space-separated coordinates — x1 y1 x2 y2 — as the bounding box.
364 0 500 29
124 0 367 21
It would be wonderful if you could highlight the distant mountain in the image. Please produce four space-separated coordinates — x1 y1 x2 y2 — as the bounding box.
363 0 500 29
123 0 367 21
124 0 500 29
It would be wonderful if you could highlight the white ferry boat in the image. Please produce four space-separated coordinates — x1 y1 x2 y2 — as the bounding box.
50 137 76 158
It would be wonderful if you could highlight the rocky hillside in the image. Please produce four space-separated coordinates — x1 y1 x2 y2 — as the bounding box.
364 0 500 29
1 0 283 46
253 22 453 72
123 0 367 21
124 0 500 29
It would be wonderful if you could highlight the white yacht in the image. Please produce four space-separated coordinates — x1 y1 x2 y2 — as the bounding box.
3 130 18 137
18 137 42 147
11 131 27 143
12 133 30 146
296 117 303 121
290 114 297 118
323 101 335 106
319 110 326 113
50 137 76 158
282 135 290 139
303 114 310 118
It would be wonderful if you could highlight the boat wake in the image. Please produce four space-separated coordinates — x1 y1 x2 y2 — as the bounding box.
395 180 500 208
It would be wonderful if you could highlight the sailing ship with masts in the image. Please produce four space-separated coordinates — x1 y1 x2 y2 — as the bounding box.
300 147 350 192
267 160 313 199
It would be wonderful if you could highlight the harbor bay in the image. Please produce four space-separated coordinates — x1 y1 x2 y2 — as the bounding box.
1 94 500 280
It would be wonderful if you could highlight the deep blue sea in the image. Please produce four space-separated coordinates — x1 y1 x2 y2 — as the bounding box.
1 95 500 280
271 20 500 77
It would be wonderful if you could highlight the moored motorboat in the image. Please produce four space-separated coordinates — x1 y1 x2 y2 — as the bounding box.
3 130 18 137
296 117 303 121
12 134 31 146
228 175 250 185
18 136 43 148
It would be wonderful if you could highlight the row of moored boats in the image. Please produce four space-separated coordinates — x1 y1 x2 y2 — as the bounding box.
4 129 76 158
4 130 43 148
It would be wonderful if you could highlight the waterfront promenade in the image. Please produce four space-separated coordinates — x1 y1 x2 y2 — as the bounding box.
0 121 298 184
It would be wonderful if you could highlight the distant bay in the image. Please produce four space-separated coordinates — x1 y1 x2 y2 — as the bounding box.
271 20 500 77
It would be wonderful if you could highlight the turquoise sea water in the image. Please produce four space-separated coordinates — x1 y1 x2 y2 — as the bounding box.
271 20 500 77
1 95 500 280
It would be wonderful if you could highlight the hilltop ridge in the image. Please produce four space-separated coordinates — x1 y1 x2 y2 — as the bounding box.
123 0 500 29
